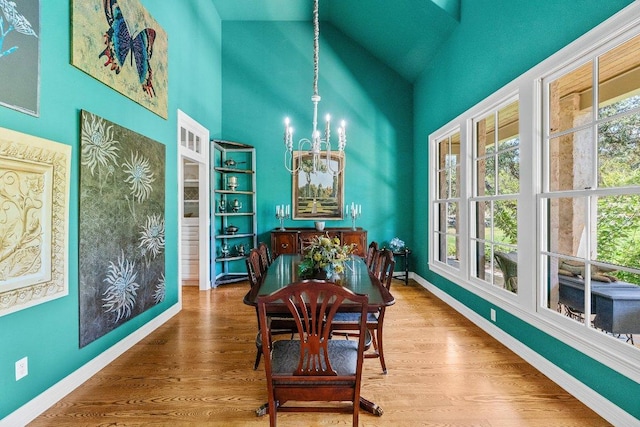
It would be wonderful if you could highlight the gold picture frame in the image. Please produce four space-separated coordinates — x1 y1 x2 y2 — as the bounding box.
292 152 344 220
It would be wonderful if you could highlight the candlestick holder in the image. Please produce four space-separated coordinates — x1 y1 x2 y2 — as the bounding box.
350 207 361 230
275 205 291 230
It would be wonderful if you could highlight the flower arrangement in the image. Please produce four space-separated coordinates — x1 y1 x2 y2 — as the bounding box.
389 237 405 252
299 234 355 277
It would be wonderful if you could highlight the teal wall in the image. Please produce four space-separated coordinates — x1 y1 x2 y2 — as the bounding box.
3 0 638 421
0 1 222 418
413 0 639 419
220 21 414 250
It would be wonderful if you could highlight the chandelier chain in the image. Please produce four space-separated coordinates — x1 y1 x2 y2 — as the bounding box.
313 0 320 98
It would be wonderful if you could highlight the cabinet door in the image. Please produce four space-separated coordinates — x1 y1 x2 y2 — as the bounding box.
271 232 298 257
299 230 340 253
341 231 367 257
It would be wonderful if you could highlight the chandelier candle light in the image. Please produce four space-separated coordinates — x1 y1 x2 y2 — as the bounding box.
276 204 290 230
282 0 347 176
347 202 361 230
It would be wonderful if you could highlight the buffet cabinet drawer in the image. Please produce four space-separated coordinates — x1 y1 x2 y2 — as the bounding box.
271 231 298 257
270 228 367 258
341 230 367 257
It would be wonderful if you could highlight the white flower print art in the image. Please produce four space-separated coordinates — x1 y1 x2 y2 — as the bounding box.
122 151 155 204
79 110 165 347
153 273 165 304
102 250 139 322
80 113 119 177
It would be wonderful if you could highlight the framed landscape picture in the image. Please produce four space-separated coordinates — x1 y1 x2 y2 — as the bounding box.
292 152 344 220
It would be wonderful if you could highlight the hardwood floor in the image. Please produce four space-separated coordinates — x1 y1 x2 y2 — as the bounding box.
29 280 611 426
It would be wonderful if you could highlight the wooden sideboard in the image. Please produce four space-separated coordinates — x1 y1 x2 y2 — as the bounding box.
271 227 367 258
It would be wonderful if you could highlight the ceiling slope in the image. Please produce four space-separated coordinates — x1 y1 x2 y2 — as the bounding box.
212 0 460 82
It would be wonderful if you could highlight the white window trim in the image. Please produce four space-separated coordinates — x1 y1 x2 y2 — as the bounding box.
429 127 462 273
427 2 640 383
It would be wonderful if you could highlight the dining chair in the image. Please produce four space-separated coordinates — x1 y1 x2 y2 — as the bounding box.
247 248 264 284
246 248 296 370
245 250 266 369
258 241 273 272
257 280 369 426
333 248 395 374
365 241 379 269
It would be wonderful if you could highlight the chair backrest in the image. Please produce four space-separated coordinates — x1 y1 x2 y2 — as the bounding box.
246 248 263 286
365 241 379 269
494 251 518 292
372 249 395 290
258 279 368 379
257 242 272 271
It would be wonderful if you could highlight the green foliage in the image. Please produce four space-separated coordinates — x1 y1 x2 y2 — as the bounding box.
594 96 640 284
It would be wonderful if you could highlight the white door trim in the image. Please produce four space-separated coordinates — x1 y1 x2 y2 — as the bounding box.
177 109 210 291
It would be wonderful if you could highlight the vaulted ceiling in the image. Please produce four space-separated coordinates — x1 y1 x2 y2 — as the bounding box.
211 0 461 82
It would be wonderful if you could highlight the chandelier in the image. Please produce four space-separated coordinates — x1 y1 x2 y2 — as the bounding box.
283 0 346 175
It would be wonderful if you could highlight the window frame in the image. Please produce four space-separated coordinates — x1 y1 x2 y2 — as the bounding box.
427 3 640 383
430 128 463 273
469 96 521 294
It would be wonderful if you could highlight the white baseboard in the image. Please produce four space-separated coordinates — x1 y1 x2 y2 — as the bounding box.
410 273 637 427
1 302 181 427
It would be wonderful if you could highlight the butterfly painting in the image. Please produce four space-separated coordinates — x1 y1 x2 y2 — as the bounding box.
71 0 168 118
99 0 156 98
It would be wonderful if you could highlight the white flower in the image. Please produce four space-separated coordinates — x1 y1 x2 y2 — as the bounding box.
389 237 405 252
139 214 165 258
81 113 120 176
102 250 139 322
153 273 165 304
122 151 155 202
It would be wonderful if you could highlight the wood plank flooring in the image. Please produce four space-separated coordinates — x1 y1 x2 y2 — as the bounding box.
29 280 611 426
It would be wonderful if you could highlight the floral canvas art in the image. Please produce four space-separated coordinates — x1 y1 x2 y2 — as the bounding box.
0 0 39 116
79 110 165 347
0 127 71 316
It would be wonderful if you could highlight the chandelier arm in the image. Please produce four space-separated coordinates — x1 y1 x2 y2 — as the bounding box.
284 149 297 174
281 0 347 177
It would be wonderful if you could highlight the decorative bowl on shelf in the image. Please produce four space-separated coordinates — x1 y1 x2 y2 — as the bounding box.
225 225 239 235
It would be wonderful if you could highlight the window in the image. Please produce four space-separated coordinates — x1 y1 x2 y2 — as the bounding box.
428 5 640 391
432 130 461 269
471 100 520 293
541 33 640 342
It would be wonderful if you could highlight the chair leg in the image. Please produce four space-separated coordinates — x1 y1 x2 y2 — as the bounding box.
376 323 387 374
353 403 359 426
254 347 262 370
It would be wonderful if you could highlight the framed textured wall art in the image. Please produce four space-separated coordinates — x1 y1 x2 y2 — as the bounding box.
292 152 344 220
79 110 165 347
0 127 71 316
71 0 168 119
0 0 40 116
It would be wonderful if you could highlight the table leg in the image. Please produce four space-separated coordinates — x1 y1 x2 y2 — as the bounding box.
360 396 384 416
403 253 409 285
257 398 383 417
255 402 269 417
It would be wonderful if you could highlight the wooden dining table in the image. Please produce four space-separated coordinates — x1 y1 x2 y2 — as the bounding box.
243 253 396 417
